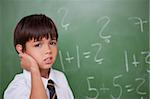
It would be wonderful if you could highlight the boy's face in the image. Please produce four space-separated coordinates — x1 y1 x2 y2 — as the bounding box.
24 37 57 70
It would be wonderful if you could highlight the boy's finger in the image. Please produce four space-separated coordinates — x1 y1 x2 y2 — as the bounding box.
18 54 22 58
18 50 23 54
18 53 25 59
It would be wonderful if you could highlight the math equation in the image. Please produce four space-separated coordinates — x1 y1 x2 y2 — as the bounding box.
56 15 149 99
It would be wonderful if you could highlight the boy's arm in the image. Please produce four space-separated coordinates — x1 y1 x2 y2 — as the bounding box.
19 53 48 99
30 67 48 99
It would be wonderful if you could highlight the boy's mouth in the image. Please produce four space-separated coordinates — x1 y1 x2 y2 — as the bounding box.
44 57 53 64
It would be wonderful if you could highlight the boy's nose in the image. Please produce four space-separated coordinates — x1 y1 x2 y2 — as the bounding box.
45 45 52 54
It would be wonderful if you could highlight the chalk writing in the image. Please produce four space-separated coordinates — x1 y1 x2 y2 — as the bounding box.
85 75 147 99
91 43 104 64
110 74 123 99
125 84 134 92
97 16 111 43
57 7 70 30
83 51 91 59
124 51 129 72
55 15 149 98
132 54 140 67
99 84 110 93
86 76 99 99
124 50 149 72
76 45 80 69
59 50 65 71
65 51 74 63
128 17 149 32
58 43 105 71
135 78 147 95
141 51 150 65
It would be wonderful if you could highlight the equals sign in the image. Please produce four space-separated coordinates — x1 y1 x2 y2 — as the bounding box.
83 51 91 59
125 85 134 92
147 69 150 73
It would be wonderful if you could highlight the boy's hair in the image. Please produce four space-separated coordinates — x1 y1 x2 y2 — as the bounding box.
14 14 58 51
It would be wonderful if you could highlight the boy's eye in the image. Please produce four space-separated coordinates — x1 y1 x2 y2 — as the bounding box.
50 41 57 45
34 43 42 47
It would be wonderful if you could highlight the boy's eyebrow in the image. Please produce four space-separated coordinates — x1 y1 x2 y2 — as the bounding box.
33 39 41 42
51 38 57 41
33 40 41 43
51 38 56 40
33 38 57 42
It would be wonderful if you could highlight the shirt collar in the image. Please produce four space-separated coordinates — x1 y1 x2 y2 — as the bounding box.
23 68 58 89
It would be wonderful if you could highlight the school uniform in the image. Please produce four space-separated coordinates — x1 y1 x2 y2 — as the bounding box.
4 68 74 99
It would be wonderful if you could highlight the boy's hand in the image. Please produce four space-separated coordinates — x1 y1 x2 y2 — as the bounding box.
19 52 39 72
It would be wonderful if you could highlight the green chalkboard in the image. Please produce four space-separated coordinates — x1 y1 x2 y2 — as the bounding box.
0 2 2 99
1 0 149 99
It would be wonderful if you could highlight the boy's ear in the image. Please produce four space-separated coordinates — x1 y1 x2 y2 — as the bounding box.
16 44 23 54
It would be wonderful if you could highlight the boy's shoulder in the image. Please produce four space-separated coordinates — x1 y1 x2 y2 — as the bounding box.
4 72 28 98
51 68 66 78
51 68 68 83
5 72 27 90
8 72 26 86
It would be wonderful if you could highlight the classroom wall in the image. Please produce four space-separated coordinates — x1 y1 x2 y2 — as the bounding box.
1 0 149 99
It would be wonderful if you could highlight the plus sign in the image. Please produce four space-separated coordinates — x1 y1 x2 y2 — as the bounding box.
65 51 74 63
99 84 110 93
132 54 140 67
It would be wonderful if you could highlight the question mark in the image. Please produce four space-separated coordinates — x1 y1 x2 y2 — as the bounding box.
128 17 149 33
97 16 111 43
57 7 70 31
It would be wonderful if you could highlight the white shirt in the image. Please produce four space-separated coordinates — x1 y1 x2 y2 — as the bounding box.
4 68 74 99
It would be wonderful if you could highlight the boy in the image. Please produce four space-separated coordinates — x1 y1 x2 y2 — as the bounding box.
4 14 74 99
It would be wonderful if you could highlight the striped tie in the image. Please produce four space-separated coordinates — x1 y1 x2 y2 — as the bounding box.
47 79 57 99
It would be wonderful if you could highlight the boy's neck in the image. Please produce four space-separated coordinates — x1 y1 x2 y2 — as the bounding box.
40 69 50 78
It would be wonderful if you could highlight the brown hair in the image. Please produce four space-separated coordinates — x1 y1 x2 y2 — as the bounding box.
14 14 58 51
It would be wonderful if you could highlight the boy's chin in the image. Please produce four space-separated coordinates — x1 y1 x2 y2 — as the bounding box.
39 64 53 70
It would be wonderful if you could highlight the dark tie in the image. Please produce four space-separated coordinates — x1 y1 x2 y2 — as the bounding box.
47 79 57 99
